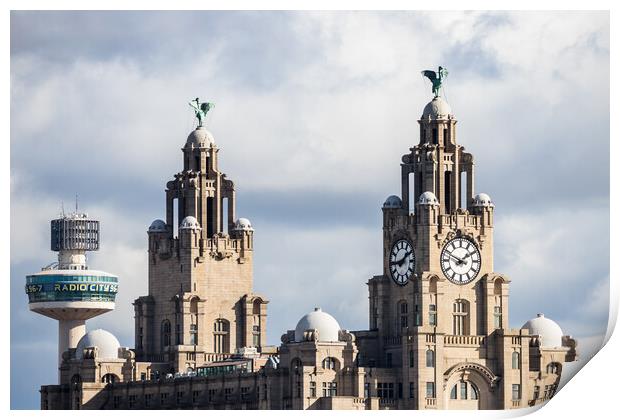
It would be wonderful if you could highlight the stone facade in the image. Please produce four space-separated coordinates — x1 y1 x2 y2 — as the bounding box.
39 93 577 410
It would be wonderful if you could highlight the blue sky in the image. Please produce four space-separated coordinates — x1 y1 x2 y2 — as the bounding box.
10 11 609 409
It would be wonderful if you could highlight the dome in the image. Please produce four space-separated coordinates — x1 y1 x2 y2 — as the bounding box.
180 216 201 230
383 195 402 209
233 218 254 231
422 96 452 119
294 307 342 343
185 126 215 148
522 313 564 348
148 219 167 232
473 193 495 207
419 191 439 205
75 329 121 360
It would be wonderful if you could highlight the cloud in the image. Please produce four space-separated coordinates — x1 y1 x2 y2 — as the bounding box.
10 11 609 409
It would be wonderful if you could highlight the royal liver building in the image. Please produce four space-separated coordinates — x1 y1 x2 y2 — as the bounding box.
38 70 577 410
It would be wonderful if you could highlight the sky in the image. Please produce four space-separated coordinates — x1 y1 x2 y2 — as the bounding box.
10 11 609 409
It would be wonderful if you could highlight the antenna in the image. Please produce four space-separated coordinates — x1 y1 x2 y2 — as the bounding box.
75 193 78 213
61 201 65 217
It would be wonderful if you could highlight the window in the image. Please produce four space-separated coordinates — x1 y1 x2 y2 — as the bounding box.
190 324 198 345
213 319 230 353
460 382 468 400
144 394 152 408
208 389 217 402
452 300 469 335
160 393 168 405
295 381 301 397
429 304 437 326
241 387 250 400
175 324 181 345
494 306 502 329
426 382 435 398
322 357 337 370
399 301 408 329
533 386 540 400
161 320 171 349
322 382 337 397
102 373 118 384
450 384 457 400
377 383 394 398
426 349 435 368
176 391 184 404
310 381 317 398
192 390 201 404
512 384 521 401
224 387 233 401
364 383 370 398
398 383 403 399
252 325 261 347
113 396 122 409
512 351 520 369
128 395 136 408
292 358 302 375
409 350 415 368
409 382 415 399
546 362 561 374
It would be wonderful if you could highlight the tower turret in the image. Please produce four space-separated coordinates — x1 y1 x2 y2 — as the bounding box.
25 211 118 378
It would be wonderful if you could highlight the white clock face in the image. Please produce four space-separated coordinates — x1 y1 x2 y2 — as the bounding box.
389 239 415 286
440 237 481 284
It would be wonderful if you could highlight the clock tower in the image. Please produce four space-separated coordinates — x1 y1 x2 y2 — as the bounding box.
365 71 514 408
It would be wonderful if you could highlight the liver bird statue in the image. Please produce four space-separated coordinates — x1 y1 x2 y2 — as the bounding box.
189 97 215 128
421 66 448 97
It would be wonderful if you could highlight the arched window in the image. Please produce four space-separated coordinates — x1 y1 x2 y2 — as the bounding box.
452 299 469 335
546 362 561 374
213 319 230 353
322 357 337 370
291 358 302 375
161 320 171 349
425 349 435 368
71 374 82 385
450 381 479 400
102 373 119 384
252 300 262 348
512 351 520 369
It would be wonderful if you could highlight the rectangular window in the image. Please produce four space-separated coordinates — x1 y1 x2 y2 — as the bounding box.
224 388 233 401
426 382 435 398
494 306 502 329
512 384 521 401
190 324 198 345
160 393 168 405
241 386 250 400
377 383 394 398
426 350 435 368
128 395 136 408
364 383 370 398
193 391 200 403
409 350 415 368
409 382 414 399
533 386 540 400
144 394 152 407
460 382 467 400
175 324 181 345
429 304 437 326
398 383 403 399
310 381 316 398
322 382 337 397
176 391 183 404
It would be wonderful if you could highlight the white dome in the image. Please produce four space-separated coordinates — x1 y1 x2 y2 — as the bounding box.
180 216 201 230
419 191 439 205
75 329 121 360
473 193 495 207
294 307 341 343
522 313 564 348
383 195 402 209
234 218 254 231
186 126 215 148
422 96 452 119
148 219 167 232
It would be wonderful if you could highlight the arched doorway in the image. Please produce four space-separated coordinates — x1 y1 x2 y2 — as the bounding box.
444 363 499 410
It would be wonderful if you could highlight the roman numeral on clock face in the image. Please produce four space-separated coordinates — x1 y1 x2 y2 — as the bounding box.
440 237 481 285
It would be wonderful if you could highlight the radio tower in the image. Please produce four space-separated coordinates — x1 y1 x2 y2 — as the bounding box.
25 209 118 378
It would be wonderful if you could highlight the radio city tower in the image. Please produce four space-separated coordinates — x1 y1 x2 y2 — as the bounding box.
25 208 118 377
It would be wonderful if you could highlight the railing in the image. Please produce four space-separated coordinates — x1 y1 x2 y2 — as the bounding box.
512 400 521 408
444 335 485 346
204 353 234 362
379 398 397 409
425 398 436 407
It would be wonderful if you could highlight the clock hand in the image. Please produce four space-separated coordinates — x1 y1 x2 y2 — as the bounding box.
449 254 465 265
391 251 412 267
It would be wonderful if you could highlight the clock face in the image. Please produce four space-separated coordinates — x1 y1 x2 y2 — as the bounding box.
440 237 481 284
389 239 415 286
